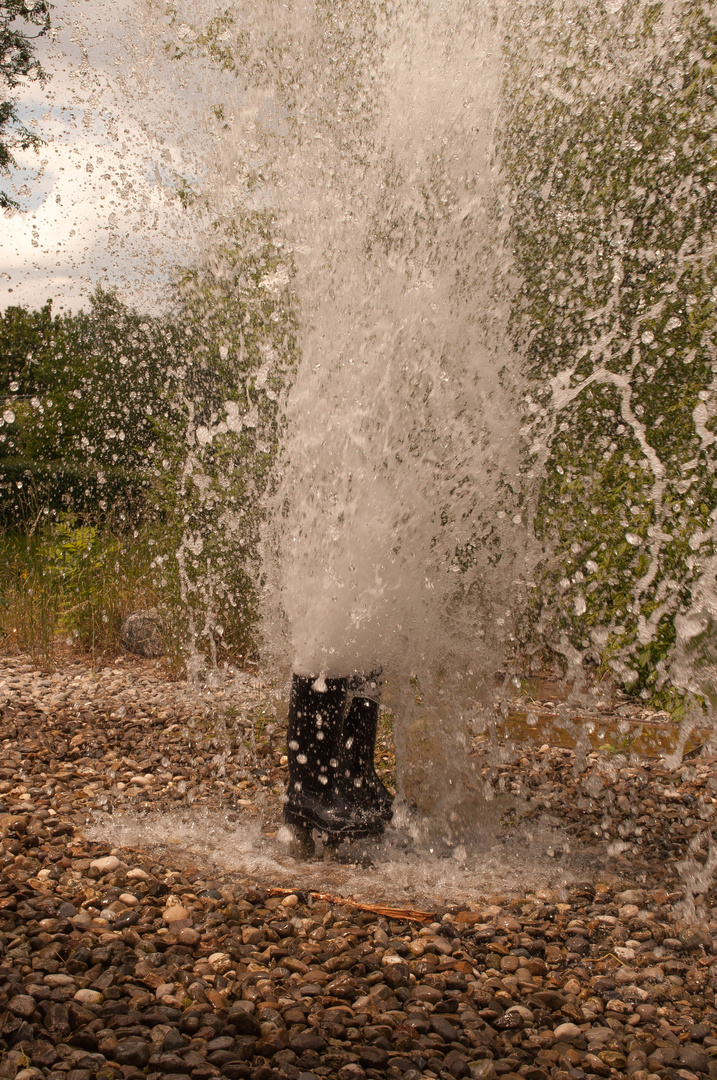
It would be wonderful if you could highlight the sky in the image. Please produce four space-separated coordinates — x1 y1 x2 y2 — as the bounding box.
1 0 225 313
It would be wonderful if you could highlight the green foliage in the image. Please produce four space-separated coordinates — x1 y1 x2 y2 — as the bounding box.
150 213 298 668
0 212 299 668
0 0 52 207
0 287 180 525
502 0 717 702
0 519 156 661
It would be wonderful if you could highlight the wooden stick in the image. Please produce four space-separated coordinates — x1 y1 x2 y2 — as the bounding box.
266 887 435 923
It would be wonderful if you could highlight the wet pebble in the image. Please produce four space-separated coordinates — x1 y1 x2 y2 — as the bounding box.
3 653 717 1080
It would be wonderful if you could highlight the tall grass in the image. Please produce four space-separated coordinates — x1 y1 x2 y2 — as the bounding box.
0 518 158 666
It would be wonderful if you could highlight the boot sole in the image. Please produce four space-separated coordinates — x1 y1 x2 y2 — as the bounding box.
283 802 384 841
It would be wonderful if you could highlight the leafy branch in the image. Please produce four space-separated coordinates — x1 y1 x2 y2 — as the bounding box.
0 0 53 208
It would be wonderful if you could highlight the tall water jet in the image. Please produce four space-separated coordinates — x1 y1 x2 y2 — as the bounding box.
142 0 529 842
9 0 717 875
263 1 524 688
252 1 528 844
131 0 717 844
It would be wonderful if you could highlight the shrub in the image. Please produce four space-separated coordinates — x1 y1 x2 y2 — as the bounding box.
0 518 157 663
501 0 717 704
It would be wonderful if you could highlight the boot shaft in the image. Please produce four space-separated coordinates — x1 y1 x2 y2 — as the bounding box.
341 695 379 784
342 669 382 782
284 672 385 839
342 679 393 822
286 675 346 798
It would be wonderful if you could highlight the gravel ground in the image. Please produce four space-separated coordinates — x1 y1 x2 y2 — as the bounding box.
2 651 717 1080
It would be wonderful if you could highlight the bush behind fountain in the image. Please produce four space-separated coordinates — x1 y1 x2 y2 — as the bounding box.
0 213 297 667
501 0 717 711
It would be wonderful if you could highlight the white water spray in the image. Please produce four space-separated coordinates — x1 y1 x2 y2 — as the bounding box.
7 0 717 901
255 2 525 691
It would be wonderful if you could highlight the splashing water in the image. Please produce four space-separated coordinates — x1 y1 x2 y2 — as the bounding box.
6 0 717 904
258 1 524 690
139 0 717 740
87 803 591 910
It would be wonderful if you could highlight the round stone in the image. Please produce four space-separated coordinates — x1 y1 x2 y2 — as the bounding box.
553 1022 582 1041
90 855 121 873
163 904 191 923
73 989 103 1005
208 951 232 971
120 609 165 657
506 1006 535 1023
8 995 36 1019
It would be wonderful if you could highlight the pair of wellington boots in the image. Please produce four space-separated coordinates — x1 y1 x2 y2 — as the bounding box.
283 673 393 849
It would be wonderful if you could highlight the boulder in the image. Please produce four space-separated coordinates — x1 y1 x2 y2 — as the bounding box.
120 609 164 658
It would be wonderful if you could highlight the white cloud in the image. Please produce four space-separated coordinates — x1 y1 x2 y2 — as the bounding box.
0 0 229 312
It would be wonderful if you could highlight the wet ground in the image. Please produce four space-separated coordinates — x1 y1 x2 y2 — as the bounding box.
1 651 717 1080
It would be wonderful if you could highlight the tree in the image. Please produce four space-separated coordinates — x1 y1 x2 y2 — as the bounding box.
0 0 52 208
0 288 181 525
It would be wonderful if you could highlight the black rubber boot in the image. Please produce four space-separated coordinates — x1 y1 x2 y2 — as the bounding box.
341 674 394 824
283 674 384 845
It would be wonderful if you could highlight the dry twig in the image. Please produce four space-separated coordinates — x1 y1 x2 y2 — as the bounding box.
266 887 435 923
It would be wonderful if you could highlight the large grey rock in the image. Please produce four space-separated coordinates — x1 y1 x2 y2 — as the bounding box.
119 609 164 658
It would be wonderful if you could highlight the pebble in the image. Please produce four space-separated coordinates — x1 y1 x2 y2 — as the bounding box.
73 988 103 1004
553 1021 583 1041
2 651 717 1080
163 903 191 922
90 855 121 872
